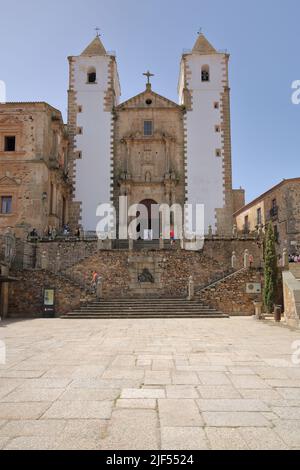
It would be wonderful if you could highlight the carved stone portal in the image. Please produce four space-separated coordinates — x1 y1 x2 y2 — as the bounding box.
128 254 163 296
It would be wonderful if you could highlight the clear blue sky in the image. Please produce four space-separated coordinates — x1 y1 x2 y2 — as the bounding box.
0 0 299 202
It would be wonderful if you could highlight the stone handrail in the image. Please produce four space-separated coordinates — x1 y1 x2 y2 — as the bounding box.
196 267 246 293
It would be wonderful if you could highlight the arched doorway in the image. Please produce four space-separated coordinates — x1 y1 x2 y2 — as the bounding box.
138 199 160 240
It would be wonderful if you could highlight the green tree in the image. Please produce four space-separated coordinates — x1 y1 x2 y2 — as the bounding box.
263 223 278 313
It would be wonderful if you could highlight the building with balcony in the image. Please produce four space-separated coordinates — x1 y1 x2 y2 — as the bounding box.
234 178 300 255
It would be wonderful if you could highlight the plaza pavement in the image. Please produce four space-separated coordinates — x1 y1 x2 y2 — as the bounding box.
0 317 300 450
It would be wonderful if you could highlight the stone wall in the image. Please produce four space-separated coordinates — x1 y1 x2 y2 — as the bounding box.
7 238 265 317
9 269 85 317
34 240 98 272
198 268 263 315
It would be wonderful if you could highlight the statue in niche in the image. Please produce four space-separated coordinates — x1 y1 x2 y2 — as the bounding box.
138 268 154 283
145 171 151 182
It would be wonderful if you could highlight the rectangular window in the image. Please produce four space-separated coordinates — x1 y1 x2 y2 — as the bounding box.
244 215 249 233
257 207 262 225
215 149 221 157
4 136 16 152
0 196 12 214
144 120 153 136
271 198 278 217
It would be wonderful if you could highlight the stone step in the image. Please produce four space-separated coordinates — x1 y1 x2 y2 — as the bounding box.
80 306 219 311
63 313 228 319
63 297 227 319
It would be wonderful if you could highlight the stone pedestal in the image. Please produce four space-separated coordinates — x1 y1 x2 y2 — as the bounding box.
96 278 103 300
253 301 264 320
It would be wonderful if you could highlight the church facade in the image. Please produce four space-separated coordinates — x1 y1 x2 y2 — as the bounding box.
0 33 244 240
68 34 241 238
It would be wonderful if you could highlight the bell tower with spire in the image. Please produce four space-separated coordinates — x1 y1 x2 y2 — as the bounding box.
67 34 121 231
178 33 233 236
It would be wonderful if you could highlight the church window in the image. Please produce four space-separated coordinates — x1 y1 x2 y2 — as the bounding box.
144 120 153 136
1 196 12 214
201 65 210 82
214 102 219 109
87 67 97 84
78 105 83 113
77 127 83 135
215 125 220 133
4 136 16 152
146 99 152 106
215 149 221 157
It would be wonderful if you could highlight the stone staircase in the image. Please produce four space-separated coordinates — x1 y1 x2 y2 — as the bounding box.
62 298 229 319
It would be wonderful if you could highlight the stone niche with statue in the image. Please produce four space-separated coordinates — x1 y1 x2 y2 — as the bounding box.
128 254 163 296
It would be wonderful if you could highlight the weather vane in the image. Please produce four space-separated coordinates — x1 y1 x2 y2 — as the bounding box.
95 27 101 37
143 70 154 85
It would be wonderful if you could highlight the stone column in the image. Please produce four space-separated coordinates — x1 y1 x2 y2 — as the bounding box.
187 276 195 301
129 238 134 251
244 249 250 268
282 249 289 271
232 224 238 239
231 251 237 269
96 277 103 300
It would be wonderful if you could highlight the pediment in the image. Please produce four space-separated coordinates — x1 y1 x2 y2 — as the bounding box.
0 176 21 186
117 89 182 110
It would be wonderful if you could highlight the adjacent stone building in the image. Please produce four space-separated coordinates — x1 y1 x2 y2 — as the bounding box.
0 102 71 238
234 178 300 255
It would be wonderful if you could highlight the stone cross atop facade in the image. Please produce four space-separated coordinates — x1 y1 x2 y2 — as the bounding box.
143 70 154 88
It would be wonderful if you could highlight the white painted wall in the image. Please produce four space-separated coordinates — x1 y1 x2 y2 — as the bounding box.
179 53 226 234
72 55 119 231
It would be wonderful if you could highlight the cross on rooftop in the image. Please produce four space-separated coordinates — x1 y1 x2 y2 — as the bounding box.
197 27 202 35
95 27 101 37
143 70 154 85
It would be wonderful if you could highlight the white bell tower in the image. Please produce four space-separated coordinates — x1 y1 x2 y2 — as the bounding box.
67 35 121 232
178 34 233 236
